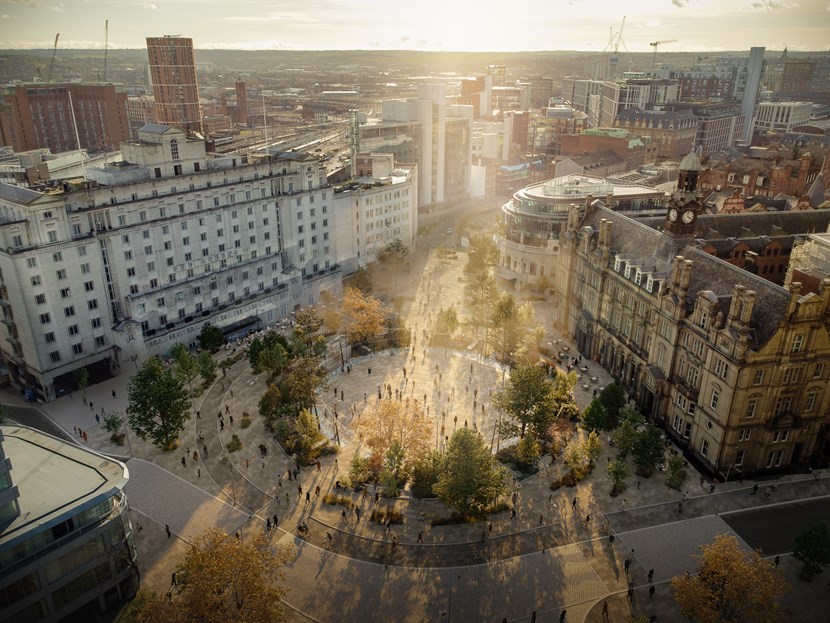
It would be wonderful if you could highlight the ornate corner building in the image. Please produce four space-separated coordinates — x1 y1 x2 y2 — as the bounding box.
556 152 830 476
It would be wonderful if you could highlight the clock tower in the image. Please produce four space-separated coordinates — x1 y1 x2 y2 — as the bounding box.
665 149 703 237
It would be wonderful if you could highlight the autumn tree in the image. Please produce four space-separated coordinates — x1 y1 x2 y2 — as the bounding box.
464 270 496 337
340 287 386 346
276 356 328 420
793 521 830 579
356 398 432 470
435 306 460 339
131 528 293 623
257 342 289 382
582 429 602 467
127 356 190 449
433 428 511 517
494 364 559 440
464 234 499 275
672 533 789 623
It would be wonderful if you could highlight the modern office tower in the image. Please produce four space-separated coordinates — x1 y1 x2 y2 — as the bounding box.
754 101 813 134
146 35 202 134
0 83 130 153
235 80 248 126
0 425 137 622
780 59 815 96
599 77 680 128
0 124 340 401
738 47 766 143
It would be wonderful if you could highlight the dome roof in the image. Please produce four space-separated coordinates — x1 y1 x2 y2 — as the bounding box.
679 150 702 172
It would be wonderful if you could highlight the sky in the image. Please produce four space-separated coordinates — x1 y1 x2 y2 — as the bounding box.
0 0 828 52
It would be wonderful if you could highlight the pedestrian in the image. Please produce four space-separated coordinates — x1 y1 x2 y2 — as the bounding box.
225 404 230 414
601 601 609 620
624 557 631 573
82 431 88 443
326 531 333 545
220 420 224 431
418 531 424 543
637 479 641 490
95 413 100 424
197 468 201 478
585 514 591 524
774 555 780 566
89 401 94 411
298 484 303 498
559 610 566 623
751 483 759 495
511 507 516 519
649 585 655 599
627 587 634 601
267 518 271 531
246 459 249 469
342 509 347 520
278 475 283 487
368 367 371 375
203 444 208 457
285 492 290 504
709 483 716 494
181 456 187 468
196 410 201 420
315 485 320 496
171 572 176 586
193 450 198 461
305 491 310 504
540 514 544 525
648 568 654 582
609 534 615 545
230 389 234 398
355 507 361 521
229 415 234 426
489 522 493 533
165 524 171 538
572 497 578 510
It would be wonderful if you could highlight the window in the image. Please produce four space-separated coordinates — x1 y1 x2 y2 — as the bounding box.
49 351 61 363
805 391 818 413
710 388 720 410
95 336 106 348
745 399 757 419
84 281 94 292
772 430 789 443
700 439 709 457
124 251 133 260
735 449 745 466
170 139 179 159
60 288 71 298
56 269 67 280
40 313 51 324
813 364 824 379
738 429 751 442
68 324 79 336
714 358 729 380
52 251 63 263
753 369 765 386
31 275 42 287
91 318 101 329
64 306 76 317
791 334 804 353
773 396 792 417
687 366 699 388
77 246 87 257
81 263 90 274
766 450 783 468
87 299 98 310
72 343 83 355
26 257 37 268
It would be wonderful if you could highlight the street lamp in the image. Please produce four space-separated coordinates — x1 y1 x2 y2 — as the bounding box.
121 411 134 458
441 575 461 623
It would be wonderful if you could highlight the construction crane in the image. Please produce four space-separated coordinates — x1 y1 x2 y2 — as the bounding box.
650 39 677 68
47 33 59 82
610 16 627 69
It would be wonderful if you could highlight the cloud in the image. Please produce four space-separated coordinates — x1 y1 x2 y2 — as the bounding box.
750 0 798 9
0 13 8 18
672 0 691 6
47 2 64 11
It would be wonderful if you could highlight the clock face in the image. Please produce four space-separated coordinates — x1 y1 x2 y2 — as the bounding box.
681 210 695 224
668 209 678 222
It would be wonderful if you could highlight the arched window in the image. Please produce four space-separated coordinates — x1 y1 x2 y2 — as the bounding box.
170 139 179 160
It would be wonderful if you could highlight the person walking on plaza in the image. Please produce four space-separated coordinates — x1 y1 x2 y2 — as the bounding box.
601 601 609 621
649 585 655 599
165 524 171 538
648 568 654 582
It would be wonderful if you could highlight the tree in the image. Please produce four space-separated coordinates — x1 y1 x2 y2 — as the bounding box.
582 429 602 466
410 450 444 499
464 234 499 275
75 367 90 399
171 343 199 400
348 266 373 294
433 428 510 517
607 459 630 495
494 364 558 439
612 407 646 458
270 356 327 422
197 351 217 383
248 337 265 372
257 342 289 382
103 412 123 434
489 293 536 364
599 383 626 429
290 409 323 465
378 238 410 264
793 521 830 579
581 399 607 431
632 424 665 476
198 323 225 352
464 271 496 337
127 356 190 449
356 399 432 469
292 308 323 353
340 287 386 346
672 533 789 623
131 528 292 623
435 306 460 338
666 453 688 490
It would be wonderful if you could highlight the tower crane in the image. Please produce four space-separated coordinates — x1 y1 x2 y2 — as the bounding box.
650 39 677 68
610 16 627 69
47 33 59 82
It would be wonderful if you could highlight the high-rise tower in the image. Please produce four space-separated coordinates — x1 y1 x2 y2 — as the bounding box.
146 35 202 134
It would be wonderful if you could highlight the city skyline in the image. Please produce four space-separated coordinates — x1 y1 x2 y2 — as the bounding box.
0 0 829 53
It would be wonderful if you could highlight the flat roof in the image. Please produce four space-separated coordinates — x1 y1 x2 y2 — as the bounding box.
0 426 128 548
520 174 666 201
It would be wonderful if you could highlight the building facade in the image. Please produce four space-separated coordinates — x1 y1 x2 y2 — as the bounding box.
126 96 156 138
754 101 813 135
0 425 137 622
146 35 202 134
556 153 830 475
0 125 341 401
0 83 130 153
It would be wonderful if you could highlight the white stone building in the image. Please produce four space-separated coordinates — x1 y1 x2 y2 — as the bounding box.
0 124 341 401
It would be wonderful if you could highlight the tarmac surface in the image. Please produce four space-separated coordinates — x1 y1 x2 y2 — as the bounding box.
3 242 829 622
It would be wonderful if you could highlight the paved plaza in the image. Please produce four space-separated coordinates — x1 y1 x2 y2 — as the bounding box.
3 245 830 622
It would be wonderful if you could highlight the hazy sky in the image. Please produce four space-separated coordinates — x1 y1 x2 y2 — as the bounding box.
1 0 828 52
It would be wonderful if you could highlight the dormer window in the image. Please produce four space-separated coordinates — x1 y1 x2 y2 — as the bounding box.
646 276 654 292
635 269 642 286
170 139 179 160
624 264 631 279
614 257 621 272
699 310 708 329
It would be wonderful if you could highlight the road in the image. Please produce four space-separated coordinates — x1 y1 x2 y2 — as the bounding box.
722 496 830 555
5 403 74 442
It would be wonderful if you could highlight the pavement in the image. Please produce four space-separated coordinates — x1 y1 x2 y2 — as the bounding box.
3 243 830 623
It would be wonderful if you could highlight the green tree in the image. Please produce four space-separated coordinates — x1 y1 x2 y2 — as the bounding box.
494 364 558 439
583 429 602 466
171 343 199 400
464 271 496 337
291 409 323 465
581 398 607 431
599 383 626 429
130 528 292 623
197 351 217 383
75 367 90 399
666 453 688 490
632 425 666 476
348 266 373 294
671 533 789 623
607 459 631 495
347 454 371 488
435 306 460 338
378 238 410 264
103 412 123 434
410 450 444 499
612 406 645 458
793 521 830 579
198 323 225 352
433 428 511 517
248 338 265 372
464 234 499 275
489 293 538 364
127 356 190 449
257 342 289 382
273 356 327 421
564 443 586 470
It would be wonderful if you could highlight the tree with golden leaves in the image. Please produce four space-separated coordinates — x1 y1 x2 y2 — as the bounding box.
671 533 789 623
131 528 293 623
340 287 386 346
356 398 432 468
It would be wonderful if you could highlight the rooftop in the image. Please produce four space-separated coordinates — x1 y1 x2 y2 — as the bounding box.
0 425 128 548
